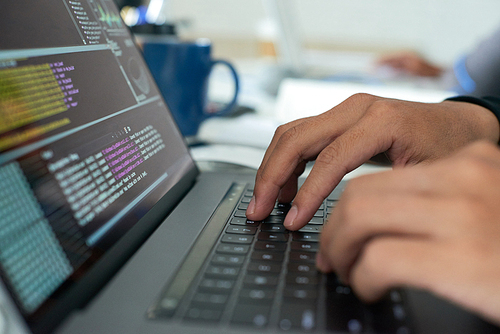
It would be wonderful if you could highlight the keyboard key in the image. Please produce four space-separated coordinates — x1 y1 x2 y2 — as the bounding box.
221 234 253 244
298 225 323 233
241 196 252 203
254 241 287 252
230 217 260 227
283 287 318 301
239 288 275 303
370 293 411 333
234 210 248 218
326 285 366 332
286 274 319 286
226 225 257 234
260 224 287 233
238 203 249 210
243 274 279 287
185 307 222 322
251 251 285 262
216 244 250 255
269 208 287 216
326 200 337 207
211 254 245 266
257 232 288 242
288 263 318 274
231 304 270 327
291 241 319 252
292 232 320 243
198 278 235 292
314 210 324 218
262 216 285 224
308 217 324 225
289 251 316 263
275 202 291 210
204 265 240 278
279 303 316 331
191 292 228 309
247 262 282 274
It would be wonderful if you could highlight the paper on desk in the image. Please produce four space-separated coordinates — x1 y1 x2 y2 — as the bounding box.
275 78 456 123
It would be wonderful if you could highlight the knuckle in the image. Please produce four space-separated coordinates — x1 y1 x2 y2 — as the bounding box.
255 165 266 182
367 99 397 117
279 125 302 144
274 123 289 138
316 144 344 168
340 93 379 114
256 164 281 187
347 92 377 103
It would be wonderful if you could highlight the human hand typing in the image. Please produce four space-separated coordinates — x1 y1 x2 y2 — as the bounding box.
246 93 499 230
316 141 500 326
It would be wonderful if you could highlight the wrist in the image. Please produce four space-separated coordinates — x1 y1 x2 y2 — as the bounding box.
444 100 500 144
444 97 500 144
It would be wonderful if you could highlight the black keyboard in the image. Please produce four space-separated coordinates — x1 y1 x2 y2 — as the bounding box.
148 183 411 333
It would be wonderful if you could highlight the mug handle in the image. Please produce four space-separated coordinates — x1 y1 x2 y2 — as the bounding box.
208 60 240 115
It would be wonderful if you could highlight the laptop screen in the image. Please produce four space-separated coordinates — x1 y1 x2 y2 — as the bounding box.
0 0 195 328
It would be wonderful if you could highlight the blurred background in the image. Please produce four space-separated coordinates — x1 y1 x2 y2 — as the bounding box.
117 0 500 68
114 0 500 167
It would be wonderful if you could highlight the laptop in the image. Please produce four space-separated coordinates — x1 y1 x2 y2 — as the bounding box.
1 1 500 333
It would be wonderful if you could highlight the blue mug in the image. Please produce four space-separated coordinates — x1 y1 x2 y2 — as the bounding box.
142 39 239 137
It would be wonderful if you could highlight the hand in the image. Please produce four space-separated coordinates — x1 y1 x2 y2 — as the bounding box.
376 51 443 77
317 141 500 326
246 94 499 230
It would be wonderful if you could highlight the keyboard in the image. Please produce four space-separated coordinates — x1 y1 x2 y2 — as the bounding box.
148 183 411 333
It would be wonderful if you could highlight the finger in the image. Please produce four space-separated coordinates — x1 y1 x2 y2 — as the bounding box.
249 93 381 222
326 194 458 281
259 117 312 171
246 118 311 219
336 163 450 201
351 237 500 327
248 103 362 221
284 112 395 230
277 161 307 203
318 162 466 279
451 141 500 169
348 237 440 302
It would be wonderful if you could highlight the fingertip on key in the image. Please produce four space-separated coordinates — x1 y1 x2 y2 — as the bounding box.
246 196 256 216
283 205 298 228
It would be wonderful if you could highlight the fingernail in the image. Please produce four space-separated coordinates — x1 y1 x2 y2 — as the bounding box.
247 196 256 215
284 205 298 228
